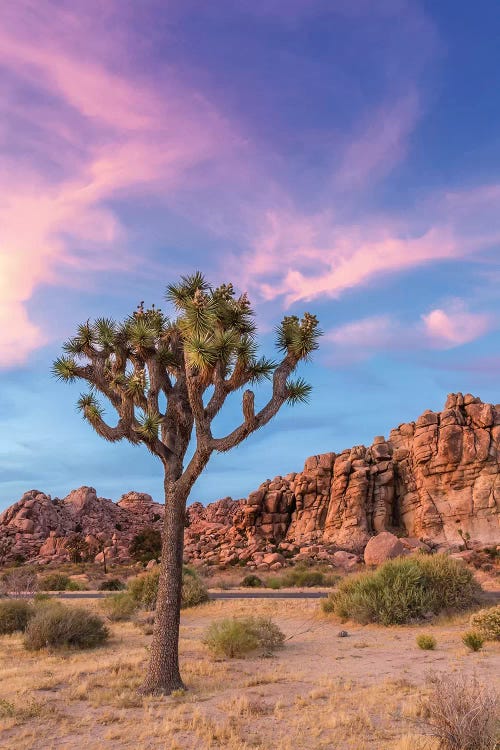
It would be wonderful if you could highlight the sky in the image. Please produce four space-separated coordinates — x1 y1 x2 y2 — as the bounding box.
1 0 499 510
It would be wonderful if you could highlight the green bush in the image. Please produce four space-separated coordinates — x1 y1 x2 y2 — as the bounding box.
181 569 209 608
38 573 71 591
127 566 208 609
100 592 138 621
265 565 339 589
129 528 162 564
0 600 34 634
462 631 484 652
98 578 126 591
322 554 479 625
24 603 109 651
241 574 263 588
66 580 87 591
416 634 436 650
470 605 500 641
204 616 285 658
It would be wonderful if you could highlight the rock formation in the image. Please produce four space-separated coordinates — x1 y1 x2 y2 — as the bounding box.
0 393 498 569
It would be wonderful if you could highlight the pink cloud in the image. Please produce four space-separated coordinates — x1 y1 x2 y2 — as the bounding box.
237 178 500 307
326 300 494 364
422 302 493 348
333 91 421 190
0 1 240 367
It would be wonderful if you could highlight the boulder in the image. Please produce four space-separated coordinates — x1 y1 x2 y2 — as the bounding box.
364 532 405 566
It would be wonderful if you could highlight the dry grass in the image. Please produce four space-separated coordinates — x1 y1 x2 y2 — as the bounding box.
0 596 497 749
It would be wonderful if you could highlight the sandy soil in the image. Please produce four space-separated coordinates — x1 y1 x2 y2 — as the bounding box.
0 597 498 750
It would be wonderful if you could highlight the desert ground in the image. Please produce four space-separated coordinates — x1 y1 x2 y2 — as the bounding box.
0 587 498 750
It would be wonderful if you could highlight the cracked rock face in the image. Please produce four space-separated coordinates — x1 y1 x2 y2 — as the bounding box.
0 393 498 567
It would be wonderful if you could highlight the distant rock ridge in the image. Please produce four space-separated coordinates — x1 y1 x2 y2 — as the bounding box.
0 392 499 569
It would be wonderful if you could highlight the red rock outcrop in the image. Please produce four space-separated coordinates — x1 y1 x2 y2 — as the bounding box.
0 393 498 569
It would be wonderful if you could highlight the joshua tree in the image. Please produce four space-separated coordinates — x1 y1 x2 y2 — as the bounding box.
65 532 90 564
53 273 320 695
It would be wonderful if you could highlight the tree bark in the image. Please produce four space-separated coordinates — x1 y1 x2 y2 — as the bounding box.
140 477 187 695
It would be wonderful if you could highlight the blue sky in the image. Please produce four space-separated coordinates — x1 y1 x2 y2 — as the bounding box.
0 0 499 510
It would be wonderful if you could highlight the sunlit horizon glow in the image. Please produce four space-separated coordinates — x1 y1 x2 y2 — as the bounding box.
0 0 499 509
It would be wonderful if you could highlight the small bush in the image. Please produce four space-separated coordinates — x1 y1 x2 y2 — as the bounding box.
128 566 208 609
0 600 34 634
38 573 71 591
462 631 484 652
129 528 162 564
100 592 138 622
98 578 126 591
322 555 479 625
266 577 282 590
204 616 285 658
181 570 209 608
416 634 436 650
419 672 498 749
24 604 109 651
241 574 262 588
66 579 87 591
470 605 500 641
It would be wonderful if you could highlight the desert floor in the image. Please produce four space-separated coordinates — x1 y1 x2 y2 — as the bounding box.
0 594 498 750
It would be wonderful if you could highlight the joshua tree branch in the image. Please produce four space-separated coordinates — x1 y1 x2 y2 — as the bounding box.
210 354 297 452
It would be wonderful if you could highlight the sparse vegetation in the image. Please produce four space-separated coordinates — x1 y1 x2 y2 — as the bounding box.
266 564 339 589
24 603 109 651
322 554 479 625
38 573 72 591
419 672 498 750
0 600 34 634
100 592 138 621
416 634 436 650
129 528 162 564
204 616 285 658
241 574 263 588
462 631 484 652
128 566 208 610
98 578 126 591
470 605 500 641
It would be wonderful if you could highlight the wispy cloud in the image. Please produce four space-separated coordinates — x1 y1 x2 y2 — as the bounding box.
326 299 495 364
421 301 492 348
0 1 239 367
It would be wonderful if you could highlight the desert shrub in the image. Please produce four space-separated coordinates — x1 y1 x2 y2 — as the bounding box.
128 569 160 609
204 616 285 658
419 672 498 750
38 573 71 591
181 569 209 608
66 579 87 591
416 634 436 650
33 593 51 603
462 631 484 652
470 605 500 641
100 592 138 621
24 603 109 651
128 566 208 609
282 568 325 587
265 565 339 589
266 577 282 590
241 574 262 588
0 600 34 634
322 555 479 625
98 578 126 591
129 528 162 564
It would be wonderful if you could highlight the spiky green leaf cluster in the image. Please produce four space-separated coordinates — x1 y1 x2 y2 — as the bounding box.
77 392 104 423
135 412 162 442
285 377 312 405
276 313 321 360
52 356 79 382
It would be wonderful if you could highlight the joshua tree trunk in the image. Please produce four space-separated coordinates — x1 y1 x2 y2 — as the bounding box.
140 477 187 695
